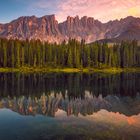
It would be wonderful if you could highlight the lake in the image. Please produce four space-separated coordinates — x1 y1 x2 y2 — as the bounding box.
0 72 140 140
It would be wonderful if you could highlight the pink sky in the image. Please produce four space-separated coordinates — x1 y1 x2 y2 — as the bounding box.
55 0 140 22
1 0 140 23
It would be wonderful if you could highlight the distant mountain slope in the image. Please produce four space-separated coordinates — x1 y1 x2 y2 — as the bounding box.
0 15 140 43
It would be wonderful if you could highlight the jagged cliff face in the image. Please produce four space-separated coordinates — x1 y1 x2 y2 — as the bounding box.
0 15 63 43
59 16 105 42
0 15 140 43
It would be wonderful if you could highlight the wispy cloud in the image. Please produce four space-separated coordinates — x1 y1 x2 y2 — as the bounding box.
30 0 140 22
1 0 140 23
33 0 59 9
55 0 140 22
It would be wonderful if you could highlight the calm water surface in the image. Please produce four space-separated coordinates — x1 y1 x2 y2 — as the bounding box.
0 72 140 140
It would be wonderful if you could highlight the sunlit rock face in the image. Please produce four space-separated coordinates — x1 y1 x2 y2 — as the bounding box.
58 16 105 42
0 15 140 43
0 15 63 43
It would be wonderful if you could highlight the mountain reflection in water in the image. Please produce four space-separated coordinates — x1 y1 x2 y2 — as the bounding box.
0 92 140 117
0 72 140 140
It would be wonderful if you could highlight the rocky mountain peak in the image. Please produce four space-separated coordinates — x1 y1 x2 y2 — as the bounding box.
0 15 140 43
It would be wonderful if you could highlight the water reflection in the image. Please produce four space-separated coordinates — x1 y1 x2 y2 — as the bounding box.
0 72 140 140
0 73 139 98
0 92 140 117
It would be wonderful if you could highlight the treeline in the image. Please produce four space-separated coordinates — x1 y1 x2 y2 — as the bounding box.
0 38 139 68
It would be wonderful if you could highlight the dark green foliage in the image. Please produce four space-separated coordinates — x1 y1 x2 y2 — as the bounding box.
0 38 139 68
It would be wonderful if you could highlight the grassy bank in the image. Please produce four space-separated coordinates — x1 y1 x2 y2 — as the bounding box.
0 67 139 74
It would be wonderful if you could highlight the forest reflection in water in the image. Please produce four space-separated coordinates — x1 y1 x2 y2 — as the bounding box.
0 72 140 140
0 72 140 116
0 72 139 98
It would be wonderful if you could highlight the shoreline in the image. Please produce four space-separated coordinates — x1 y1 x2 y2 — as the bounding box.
0 67 139 74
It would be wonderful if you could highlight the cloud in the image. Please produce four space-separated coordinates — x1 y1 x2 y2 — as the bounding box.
128 6 140 16
55 0 140 22
31 0 140 22
33 0 59 9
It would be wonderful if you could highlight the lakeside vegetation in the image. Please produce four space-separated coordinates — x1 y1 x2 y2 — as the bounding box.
0 67 140 73
0 38 139 73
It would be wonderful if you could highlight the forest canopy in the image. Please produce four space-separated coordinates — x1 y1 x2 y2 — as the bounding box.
0 38 139 69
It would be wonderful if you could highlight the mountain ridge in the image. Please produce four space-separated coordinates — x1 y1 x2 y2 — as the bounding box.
0 15 140 43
